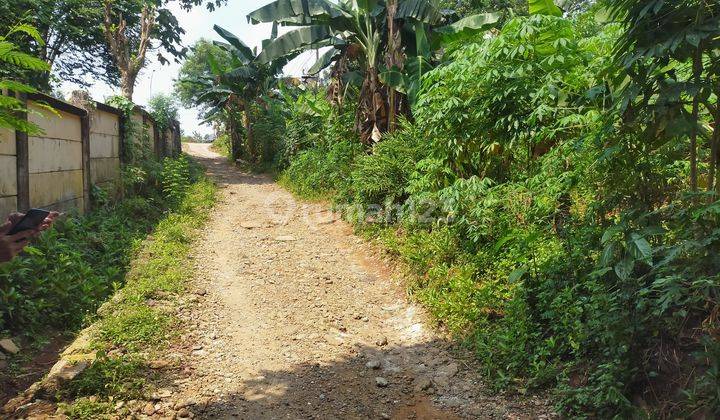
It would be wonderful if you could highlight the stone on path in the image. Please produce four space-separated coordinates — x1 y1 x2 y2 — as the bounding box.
0 338 19 354
375 377 389 388
365 360 381 370
239 221 268 229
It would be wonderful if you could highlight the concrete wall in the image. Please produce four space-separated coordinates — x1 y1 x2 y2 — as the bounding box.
0 92 181 216
0 128 17 217
89 108 121 190
27 101 85 212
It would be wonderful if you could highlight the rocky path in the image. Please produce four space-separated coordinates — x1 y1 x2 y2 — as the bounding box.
166 143 552 419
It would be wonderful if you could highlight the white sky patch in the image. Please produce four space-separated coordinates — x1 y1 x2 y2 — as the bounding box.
60 0 319 136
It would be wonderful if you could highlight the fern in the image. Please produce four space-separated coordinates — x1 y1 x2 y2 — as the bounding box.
7 23 44 44
0 49 49 71
0 22 50 134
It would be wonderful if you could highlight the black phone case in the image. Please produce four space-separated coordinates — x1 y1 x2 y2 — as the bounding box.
7 209 50 235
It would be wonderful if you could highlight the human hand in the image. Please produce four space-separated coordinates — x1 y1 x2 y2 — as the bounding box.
0 214 36 263
34 211 60 236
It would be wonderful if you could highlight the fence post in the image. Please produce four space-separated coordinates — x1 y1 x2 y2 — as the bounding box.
153 122 161 159
118 113 126 165
173 120 181 157
80 113 91 213
15 93 29 212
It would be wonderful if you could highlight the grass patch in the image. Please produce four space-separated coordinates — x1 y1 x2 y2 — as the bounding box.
48 159 217 410
58 398 116 420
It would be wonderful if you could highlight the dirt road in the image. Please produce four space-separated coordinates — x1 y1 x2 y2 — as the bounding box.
171 143 552 419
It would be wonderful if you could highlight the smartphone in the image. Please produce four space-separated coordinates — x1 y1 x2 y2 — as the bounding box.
7 209 50 235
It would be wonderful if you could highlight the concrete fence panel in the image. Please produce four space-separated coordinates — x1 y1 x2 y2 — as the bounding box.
89 106 121 190
1 92 182 216
0 128 17 217
27 100 85 213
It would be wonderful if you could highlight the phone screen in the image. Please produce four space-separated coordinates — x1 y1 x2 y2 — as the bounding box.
7 209 50 236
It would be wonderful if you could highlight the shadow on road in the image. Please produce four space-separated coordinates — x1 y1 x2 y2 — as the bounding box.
160 339 546 419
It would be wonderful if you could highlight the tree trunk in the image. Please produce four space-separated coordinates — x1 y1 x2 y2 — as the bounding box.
327 53 349 108
710 91 720 196
241 104 255 163
121 72 136 100
226 107 241 162
356 67 386 146
385 0 400 132
690 47 703 192
102 1 155 103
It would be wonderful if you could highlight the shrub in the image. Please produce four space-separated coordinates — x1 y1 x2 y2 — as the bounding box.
0 155 204 338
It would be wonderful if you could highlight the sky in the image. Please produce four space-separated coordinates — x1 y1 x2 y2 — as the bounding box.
61 0 317 136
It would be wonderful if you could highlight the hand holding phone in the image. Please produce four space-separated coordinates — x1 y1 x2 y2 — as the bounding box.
0 209 59 263
7 209 51 235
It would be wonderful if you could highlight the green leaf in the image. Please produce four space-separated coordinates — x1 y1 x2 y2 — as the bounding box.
434 12 502 44
247 0 343 25
601 225 623 244
379 67 409 94
206 51 222 75
493 233 515 252
308 47 342 75
629 233 652 264
256 25 333 64
342 70 364 86
508 266 528 283
8 23 45 45
600 242 616 267
529 0 563 16
0 80 38 93
0 49 50 71
614 257 634 280
396 0 442 24
213 25 255 63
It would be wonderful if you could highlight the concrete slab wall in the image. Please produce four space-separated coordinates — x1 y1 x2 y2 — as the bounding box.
0 92 181 216
27 101 85 213
0 128 17 217
89 108 121 188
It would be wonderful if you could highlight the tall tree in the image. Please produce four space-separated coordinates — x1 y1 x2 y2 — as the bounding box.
0 0 115 90
175 38 232 110
609 0 720 193
247 0 498 145
179 26 285 162
102 0 158 100
0 0 227 93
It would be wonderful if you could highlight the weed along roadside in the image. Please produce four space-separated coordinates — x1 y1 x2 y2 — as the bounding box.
3 0 720 417
1 156 217 418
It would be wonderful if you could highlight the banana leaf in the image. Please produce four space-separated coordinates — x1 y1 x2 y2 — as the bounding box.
434 12 502 44
342 70 364 87
256 25 334 63
308 47 344 74
214 25 256 62
528 0 563 16
247 0 343 25
396 0 441 24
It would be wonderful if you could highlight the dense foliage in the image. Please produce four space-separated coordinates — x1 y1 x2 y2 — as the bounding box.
0 23 51 134
235 4 720 417
0 155 204 336
148 93 180 132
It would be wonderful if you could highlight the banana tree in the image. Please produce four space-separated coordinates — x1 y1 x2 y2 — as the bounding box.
247 0 506 144
183 25 284 162
248 0 388 144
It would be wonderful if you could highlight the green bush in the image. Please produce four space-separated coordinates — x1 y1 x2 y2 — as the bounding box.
275 11 720 418
211 134 232 159
0 155 203 338
349 124 430 212
279 139 362 200
277 101 362 199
